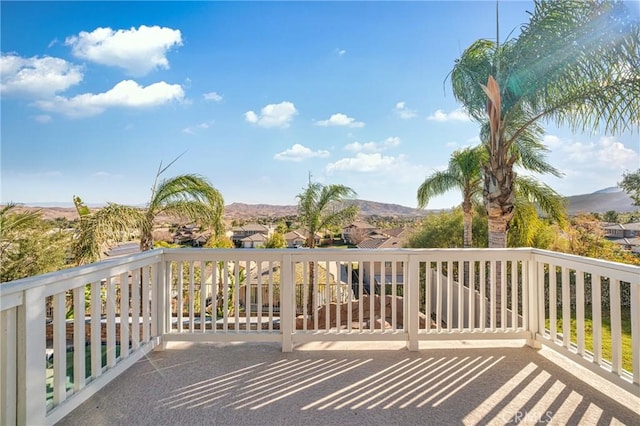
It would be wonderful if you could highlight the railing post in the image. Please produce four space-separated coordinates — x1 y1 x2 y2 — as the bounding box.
281 253 294 352
18 287 46 426
154 256 167 350
406 254 419 351
631 281 639 386
527 251 541 348
1 307 18 426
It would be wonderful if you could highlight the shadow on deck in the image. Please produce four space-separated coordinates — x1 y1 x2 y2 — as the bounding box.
58 341 639 425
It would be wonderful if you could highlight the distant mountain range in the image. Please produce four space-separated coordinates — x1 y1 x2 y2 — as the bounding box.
9 187 639 221
564 187 638 214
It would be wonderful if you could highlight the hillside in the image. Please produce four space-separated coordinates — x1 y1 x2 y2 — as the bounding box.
8 189 637 221
565 188 639 214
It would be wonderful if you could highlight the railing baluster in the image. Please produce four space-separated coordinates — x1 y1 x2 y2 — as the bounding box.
119 273 129 358
500 259 507 331
549 264 557 343
200 260 206 333
73 285 86 390
188 262 195 332
576 272 585 357
592 274 602 365
358 261 364 332
176 263 183 334
142 267 150 341
336 261 342 333
257 261 263 332
131 269 140 350
610 279 622 375
436 260 442 332
458 260 463 332
90 281 102 379
511 261 518 330
480 261 486 331
53 291 66 405
562 267 571 349
391 261 397 331
631 282 639 385
347 262 353 333
106 277 116 368
468 261 475 330
447 260 453 331
490 260 496 331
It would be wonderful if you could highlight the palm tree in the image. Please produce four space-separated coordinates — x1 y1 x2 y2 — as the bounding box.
139 172 224 251
450 0 639 248
418 146 483 248
296 176 358 314
73 158 225 263
72 196 141 265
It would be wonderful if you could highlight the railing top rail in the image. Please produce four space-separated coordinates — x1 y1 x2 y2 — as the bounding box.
0 249 164 297
532 248 640 283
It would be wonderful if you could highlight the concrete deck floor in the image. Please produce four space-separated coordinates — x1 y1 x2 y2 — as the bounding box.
58 341 639 426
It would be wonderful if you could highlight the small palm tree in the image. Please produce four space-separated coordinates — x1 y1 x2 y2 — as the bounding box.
297 176 358 314
73 157 225 264
418 146 483 248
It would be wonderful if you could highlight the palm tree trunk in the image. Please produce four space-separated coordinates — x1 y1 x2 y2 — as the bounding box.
462 202 473 249
484 163 516 328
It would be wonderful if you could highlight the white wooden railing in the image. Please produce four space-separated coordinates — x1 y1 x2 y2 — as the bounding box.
1 248 638 425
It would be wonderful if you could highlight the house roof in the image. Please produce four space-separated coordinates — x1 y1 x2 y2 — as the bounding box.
603 222 640 231
241 233 268 242
344 221 377 230
233 223 270 232
356 236 404 249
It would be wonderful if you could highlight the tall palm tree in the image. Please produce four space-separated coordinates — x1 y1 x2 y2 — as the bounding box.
296 177 358 314
451 0 639 248
418 146 483 248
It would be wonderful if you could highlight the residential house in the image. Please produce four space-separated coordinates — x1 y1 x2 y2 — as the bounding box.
342 221 380 245
230 223 274 248
283 229 322 248
603 222 640 254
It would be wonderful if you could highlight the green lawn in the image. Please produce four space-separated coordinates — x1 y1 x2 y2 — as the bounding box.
546 307 632 373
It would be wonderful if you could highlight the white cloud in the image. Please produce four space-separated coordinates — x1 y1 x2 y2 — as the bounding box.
345 137 401 153
315 113 365 128
65 25 182 76
394 101 417 119
426 108 470 122
557 135 638 169
326 152 406 173
245 101 297 128
183 121 213 135
540 134 640 195
35 80 185 118
335 48 347 56
203 91 222 102
34 115 52 123
0 53 83 97
274 144 330 162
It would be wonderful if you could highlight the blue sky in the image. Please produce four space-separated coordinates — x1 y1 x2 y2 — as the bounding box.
2 1 639 210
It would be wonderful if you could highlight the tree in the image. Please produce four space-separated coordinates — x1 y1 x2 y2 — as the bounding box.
407 208 489 249
296 177 358 313
417 146 483 248
72 196 142 265
603 210 619 223
619 169 640 206
73 158 225 264
264 232 287 248
1 203 70 281
451 0 639 248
